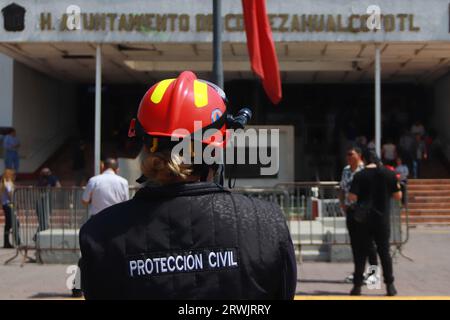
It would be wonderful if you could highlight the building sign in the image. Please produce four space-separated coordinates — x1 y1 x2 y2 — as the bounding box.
0 0 449 42
37 12 421 34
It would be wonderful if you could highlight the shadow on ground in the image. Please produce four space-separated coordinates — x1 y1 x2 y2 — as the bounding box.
29 292 73 299
299 278 347 284
296 291 349 296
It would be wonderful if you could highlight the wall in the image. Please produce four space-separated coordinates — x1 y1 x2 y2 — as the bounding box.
12 61 77 172
433 73 450 159
1 0 450 43
0 53 14 173
0 52 13 127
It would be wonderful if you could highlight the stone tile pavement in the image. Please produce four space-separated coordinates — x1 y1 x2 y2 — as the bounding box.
296 226 450 297
0 226 449 299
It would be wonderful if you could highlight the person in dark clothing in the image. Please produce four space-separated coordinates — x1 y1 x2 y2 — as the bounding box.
37 168 61 187
79 71 297 300
72 139 87 186
35 168 61 236
348 149 402 296
1 169 15 248
339 147 378 284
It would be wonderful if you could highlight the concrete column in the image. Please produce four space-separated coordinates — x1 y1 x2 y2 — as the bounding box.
95 45 102 176
0 53 14 127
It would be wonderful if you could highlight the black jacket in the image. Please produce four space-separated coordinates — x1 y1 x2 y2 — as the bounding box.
79 182 297 300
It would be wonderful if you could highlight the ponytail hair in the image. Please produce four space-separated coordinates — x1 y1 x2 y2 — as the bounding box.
140 148 194 184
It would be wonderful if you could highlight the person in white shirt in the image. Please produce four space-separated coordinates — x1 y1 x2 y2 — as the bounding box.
75 158 129 298
382 139 397 166
82 158 129 217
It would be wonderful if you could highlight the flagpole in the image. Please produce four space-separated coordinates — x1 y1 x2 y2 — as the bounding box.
213 0 223 89
375 45 382 157
213 0 226 186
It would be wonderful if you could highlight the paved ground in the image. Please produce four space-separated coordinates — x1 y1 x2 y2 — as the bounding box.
296 226 450 297
0 226 449 299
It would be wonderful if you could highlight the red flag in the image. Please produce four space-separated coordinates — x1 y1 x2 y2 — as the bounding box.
242 0 282 104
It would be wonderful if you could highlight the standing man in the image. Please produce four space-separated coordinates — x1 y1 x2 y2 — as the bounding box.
3 128 20 172
412 133 427 179
381 138 397 167
37 168 62 188
73 158 130 298
35 167 62 234
82 158 129 217
348 150 402 296
339 147 378 283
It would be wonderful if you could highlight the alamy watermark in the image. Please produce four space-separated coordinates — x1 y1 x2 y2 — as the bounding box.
66 5 82 30
366 5 382 31
169 122 280 176
366 265 382 290
66 265 81 290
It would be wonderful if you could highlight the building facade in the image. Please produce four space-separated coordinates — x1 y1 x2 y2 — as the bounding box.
1 0 450 182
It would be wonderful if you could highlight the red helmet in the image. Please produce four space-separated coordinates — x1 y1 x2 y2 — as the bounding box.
128 71 228 149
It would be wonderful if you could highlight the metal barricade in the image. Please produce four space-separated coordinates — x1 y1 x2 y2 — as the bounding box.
6 186 142 265
4 183 409 265
232 187 290 210
234 182 409 262
275 182 409 245
275 182 344 252
7 187 89 265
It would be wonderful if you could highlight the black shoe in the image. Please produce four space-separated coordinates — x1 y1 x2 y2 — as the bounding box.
350 286 362 296
72 289 83 298
3 233 13 248
386 283 397 296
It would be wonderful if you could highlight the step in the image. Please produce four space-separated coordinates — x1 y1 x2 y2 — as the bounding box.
408 203 450 209
408 190 450 197
408 196 450 203
408 185 450 190
402 215 450 223
408 221 450 227
407 209 450 215
408 179 450 185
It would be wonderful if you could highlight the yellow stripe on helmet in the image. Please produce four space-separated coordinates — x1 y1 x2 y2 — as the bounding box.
193 80 208 108
150 79 175 104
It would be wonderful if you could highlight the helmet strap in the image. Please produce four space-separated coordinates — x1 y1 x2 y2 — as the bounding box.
214 164 225 186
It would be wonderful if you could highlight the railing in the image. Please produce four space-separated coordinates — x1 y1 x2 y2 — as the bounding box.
7 187 89 265
274 182 408 246
5 183 409 265
232 187 290 210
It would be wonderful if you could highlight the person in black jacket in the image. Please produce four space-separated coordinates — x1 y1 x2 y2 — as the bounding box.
79 71 297 300
348 149 402 296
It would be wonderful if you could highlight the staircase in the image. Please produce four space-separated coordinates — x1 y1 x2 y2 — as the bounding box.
405 179 450 226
